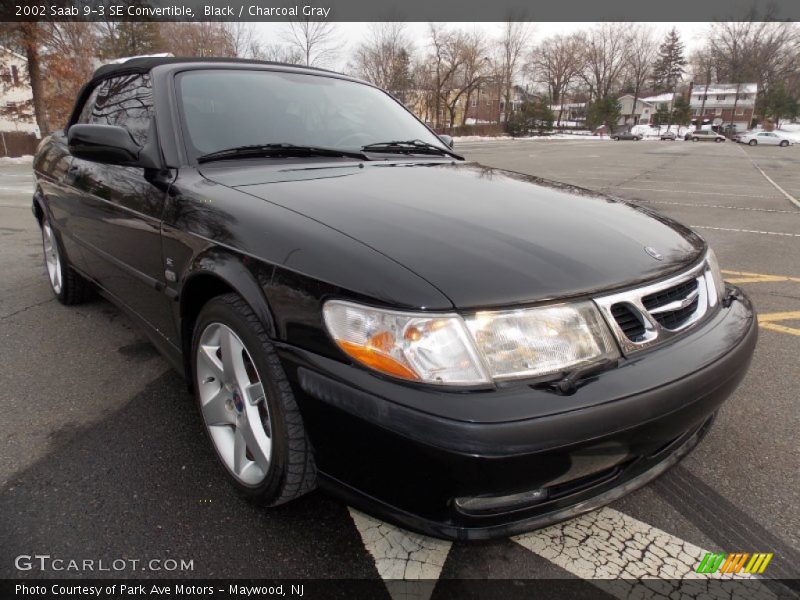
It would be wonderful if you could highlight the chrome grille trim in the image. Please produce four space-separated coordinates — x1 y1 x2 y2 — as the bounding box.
593 259 719 355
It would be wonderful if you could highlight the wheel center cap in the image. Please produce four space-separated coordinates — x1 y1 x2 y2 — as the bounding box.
232 389 244 413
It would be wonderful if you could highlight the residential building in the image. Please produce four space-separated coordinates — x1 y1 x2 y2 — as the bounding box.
689 83 757 132
548 102 586 126
0 46 37 135
617 93 679 127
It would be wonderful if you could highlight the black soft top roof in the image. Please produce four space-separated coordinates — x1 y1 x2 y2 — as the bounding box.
90 56 340 83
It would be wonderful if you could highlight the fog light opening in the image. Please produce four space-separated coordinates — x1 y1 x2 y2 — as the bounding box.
454 488 549 517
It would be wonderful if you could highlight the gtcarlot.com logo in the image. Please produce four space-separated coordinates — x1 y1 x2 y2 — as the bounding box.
15 554 194 572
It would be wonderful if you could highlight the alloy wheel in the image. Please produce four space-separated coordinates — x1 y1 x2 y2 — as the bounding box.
196 322 272 486
42 223 62 294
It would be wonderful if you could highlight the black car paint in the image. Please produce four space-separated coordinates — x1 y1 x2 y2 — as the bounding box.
32 60 756 540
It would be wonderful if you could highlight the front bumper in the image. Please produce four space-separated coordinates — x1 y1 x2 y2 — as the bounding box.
277 288 757 540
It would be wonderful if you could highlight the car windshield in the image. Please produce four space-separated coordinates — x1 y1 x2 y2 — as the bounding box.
176 69 447 160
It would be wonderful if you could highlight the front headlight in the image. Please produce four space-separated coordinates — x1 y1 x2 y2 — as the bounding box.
464 302 619 379
323 299 619 385
322 301 491 385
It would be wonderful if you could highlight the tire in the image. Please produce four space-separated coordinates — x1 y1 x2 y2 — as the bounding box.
692 137 699 142
715 138 722 143
191 293 316 506
748 140 757 146
779 140 789 147
612 136 619 141
40 214 93 305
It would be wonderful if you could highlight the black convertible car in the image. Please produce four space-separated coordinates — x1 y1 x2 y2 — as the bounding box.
33 57 756 540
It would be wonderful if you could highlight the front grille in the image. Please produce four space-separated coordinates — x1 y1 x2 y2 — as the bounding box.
610 303 646 341
594 259 718 355
651 296 699 329
642 279 698 311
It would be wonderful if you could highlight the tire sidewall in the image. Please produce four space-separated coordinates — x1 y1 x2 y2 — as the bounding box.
41 215 67 302
191 297 290 502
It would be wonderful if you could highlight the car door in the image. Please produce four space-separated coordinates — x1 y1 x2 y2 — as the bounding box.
68 74 176 343
759 132 779 146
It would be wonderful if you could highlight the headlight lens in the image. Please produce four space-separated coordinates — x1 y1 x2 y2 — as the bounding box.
705 248 726 306
322 301 491 385
464 302 619 379
323 299 619 385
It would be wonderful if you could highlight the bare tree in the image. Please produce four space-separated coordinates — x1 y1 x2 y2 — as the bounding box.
581 23 630 101
349 23 414 101
497 21 531 122
283 19 340 67
223 23 260 59
454 30 491 126
427 24 465 128
623 25 657 126
527 32 585 125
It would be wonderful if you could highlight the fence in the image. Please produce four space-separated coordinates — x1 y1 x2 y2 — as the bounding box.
0 131 38 157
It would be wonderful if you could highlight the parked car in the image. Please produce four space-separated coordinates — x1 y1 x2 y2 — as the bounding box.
32 57 756 540
689 130 726 143
738 131 792 147
611 130 643 141
659 131 677 141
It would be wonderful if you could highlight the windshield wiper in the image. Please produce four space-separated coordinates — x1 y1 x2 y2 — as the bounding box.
197 143 369 163
361 139 463 160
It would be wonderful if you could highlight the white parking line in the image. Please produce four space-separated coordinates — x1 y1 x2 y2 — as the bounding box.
690 226 800 238
512 507 775 599
635 200 800 214
615 187 778 199
349 508 451 599
738 145 800 209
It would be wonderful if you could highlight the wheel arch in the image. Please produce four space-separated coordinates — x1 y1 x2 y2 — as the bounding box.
179 249 278 379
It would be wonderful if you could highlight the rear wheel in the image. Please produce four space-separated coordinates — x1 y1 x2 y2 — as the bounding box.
192 293 316 505
748 139 757 146
612 136 619 141
41 216 93 305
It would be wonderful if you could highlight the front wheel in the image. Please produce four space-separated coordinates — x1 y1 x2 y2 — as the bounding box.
779 140 789 147
715 138 723 143
192 293 316 505
692 137 699 142
612 136 619 141
748 140 757 146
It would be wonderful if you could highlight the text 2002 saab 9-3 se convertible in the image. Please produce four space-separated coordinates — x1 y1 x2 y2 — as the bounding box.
32 57 756 540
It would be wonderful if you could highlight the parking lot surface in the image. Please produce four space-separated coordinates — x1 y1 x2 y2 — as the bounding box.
1 140 798 598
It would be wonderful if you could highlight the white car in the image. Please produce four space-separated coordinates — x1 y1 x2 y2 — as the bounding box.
739 131 792 147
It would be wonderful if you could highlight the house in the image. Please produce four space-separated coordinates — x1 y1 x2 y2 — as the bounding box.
689 83 757 132
0 46 37 135
548 102 586 125
617 93 678 127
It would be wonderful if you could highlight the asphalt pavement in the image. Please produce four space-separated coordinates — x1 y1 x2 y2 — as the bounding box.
0 139 798 598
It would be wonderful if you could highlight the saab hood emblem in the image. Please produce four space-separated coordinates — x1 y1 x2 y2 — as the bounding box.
644 246 664 260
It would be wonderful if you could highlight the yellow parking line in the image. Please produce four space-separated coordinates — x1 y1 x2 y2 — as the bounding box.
757 311 800 337
722 269 800 285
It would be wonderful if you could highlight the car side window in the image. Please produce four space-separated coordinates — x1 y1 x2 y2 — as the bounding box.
77 86 100 124
86 74 154 146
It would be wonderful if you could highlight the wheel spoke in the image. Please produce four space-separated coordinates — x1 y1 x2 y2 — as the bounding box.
198 343 225 381
202 388 233 426
233 427 248 475
219 328 245 384
241 403 271 472
243 382 265 406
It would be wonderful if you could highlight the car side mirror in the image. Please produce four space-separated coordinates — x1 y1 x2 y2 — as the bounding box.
68 124 158 169
439 134 454 149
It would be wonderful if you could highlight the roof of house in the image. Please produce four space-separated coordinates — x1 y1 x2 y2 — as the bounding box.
0 45 27 62
693 83 757 95
641 93 676 104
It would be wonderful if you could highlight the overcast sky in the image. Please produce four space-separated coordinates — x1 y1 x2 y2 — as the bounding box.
252 22 711 71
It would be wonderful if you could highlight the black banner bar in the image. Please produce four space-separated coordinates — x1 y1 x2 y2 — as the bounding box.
3 0 800 22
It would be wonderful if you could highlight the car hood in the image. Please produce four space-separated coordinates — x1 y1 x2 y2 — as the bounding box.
201 160 705 309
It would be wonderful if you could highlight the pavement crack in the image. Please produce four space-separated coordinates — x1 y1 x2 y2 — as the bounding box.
0 297 55 320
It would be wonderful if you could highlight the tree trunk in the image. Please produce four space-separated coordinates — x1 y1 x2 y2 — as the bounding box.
21 24 49 135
